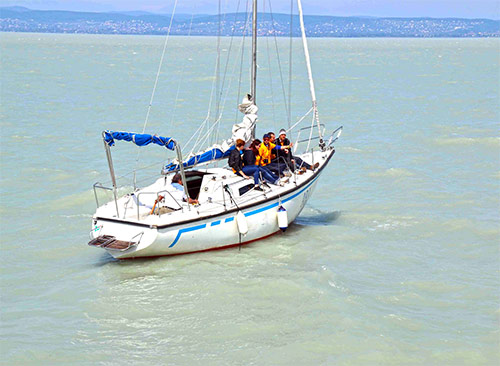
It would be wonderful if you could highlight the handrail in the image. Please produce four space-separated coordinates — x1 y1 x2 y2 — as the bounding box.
89 224 103 239
101 132 192 214
93 182 113 208
295 135 323 144
135 190 183 220
293 124 325 154
274 155 295 183
264 155 298 186
127 231 144 250
107 231 144 252
327 126 343 147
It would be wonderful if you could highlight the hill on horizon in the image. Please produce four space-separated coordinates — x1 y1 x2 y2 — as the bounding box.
1 6 499 37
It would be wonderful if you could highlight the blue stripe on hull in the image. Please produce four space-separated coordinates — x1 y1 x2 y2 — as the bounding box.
168 176 319 248
168 223 207 248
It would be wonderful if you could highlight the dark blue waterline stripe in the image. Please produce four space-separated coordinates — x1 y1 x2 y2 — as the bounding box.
169 223 207 247
211 220 221 226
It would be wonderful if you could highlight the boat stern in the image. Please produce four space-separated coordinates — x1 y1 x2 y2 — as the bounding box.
89 218 158 259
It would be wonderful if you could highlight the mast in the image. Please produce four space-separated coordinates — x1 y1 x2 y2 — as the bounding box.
251 0 257 103
297 0 325 149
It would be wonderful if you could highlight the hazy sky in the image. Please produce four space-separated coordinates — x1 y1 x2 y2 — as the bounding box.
3 0 500 19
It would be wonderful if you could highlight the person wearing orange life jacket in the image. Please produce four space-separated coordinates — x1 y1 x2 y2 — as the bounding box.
229 139 280 190
244 139 280 186
257 133 292 176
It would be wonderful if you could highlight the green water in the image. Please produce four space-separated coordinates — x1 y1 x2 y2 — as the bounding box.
1 33 499 365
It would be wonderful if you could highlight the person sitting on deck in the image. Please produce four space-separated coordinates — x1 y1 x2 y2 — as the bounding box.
276 128 319 174
229 139 280 191
257 133 292 176
244 139 281 186
171 173 199 204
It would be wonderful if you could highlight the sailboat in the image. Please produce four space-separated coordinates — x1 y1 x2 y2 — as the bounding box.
88 0 343 259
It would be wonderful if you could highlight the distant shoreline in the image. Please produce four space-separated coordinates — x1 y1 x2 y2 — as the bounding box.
3 31 500 39
1 7 499 37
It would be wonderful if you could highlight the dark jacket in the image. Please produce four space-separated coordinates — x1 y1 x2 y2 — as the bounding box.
228 148 243 173
242 149 257 166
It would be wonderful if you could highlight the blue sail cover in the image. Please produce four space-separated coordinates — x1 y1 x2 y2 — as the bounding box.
104 130 176 150
164 145 235 172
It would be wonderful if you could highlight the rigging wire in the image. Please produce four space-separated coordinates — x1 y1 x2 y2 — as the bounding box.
235 0 252 124
217 25 252 131
214 0 244 145
193 3 252 150
188 61 219 154
188 0 231 151
190 5 231 153
168 13 195 129
132 0 178 188
214 0 222 146
184 14 226 155
212 0 231 147
168 0 312 167
164 13 196 168
264 0 277 131
288 0 294 136
187 0 248 154
267 0 290 130
140 0 179 135
288 106 312 132
196 29 250 152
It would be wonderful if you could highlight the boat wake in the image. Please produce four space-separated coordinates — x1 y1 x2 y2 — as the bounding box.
295 209 341 226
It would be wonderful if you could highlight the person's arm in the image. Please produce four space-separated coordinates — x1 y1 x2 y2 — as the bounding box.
274 143 292 150
188 197 199 204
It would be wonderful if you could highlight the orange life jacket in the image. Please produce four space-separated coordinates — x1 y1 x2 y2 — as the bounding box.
256 142 275 166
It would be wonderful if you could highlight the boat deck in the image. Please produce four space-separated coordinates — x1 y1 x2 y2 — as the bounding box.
93 151 328 226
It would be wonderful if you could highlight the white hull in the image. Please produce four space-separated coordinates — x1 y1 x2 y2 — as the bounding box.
90 148 334 259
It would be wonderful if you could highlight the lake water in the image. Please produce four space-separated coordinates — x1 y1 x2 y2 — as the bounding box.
1 33 499 365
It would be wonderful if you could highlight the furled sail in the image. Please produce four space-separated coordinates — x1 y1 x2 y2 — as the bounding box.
163 144 235 173
232 94 258 144
104 130 176 150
